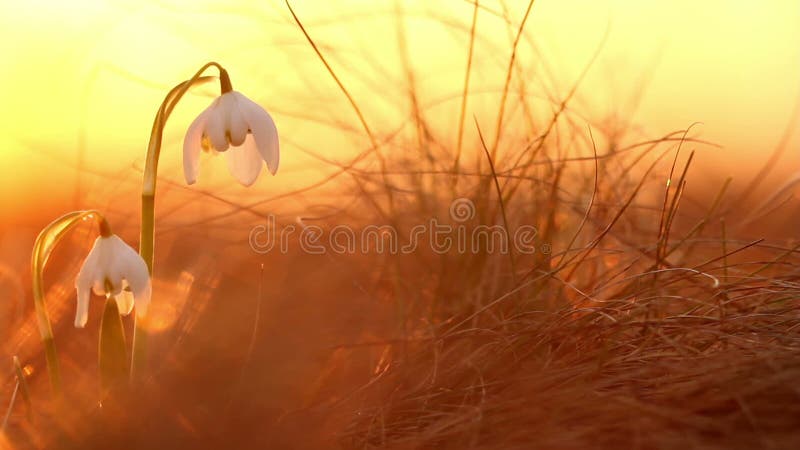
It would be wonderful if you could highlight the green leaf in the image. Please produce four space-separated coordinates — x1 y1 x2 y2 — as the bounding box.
98 298 129 398
31 209 101 396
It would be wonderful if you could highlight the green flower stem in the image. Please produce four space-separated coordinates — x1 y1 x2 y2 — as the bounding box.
131 62 229 380
99 291 128 397
130 194 153 381
31 210 104 397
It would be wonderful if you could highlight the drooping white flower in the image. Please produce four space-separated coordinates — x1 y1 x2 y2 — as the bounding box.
74 234 151 328
183 91 279 186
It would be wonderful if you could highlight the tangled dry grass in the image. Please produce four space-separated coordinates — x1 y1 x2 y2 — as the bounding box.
328 125 800 449
341 251 800 449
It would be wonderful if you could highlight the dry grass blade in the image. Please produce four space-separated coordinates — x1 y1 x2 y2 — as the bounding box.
560 148 672 282
452 0 480 177
1 357 32 431
284 1 377 151
12 357 32 422
1 381 18 431
489 0 536 160
475 117 517 286
285 0 394 216
556 125 599 270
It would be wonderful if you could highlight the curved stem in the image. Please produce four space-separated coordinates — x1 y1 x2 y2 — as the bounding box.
132 62 228 380
31 210 106 396
142 61 228 197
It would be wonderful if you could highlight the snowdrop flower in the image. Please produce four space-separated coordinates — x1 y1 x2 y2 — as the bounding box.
183 89 279 187
74 223 151 328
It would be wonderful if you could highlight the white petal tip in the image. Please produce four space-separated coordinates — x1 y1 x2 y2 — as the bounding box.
238 174 259 187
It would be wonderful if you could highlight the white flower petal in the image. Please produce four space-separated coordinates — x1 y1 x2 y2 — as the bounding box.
75 283 91 328
217 92 247 146
76 237 102 286
73 234 152 326
228 101 248 147
102 236 131 292
76 236 103 327
107 237 148 287
225 137 263 187
205 106 229 152
92 280 105 296
234 92 279 175
183 103 214 185
134 282 152 319
105 235 152 319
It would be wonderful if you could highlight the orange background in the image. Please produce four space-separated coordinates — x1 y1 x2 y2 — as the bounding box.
1 0 798 226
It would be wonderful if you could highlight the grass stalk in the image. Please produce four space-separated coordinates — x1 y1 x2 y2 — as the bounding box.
475 118 517 287
132 64 224 380
452 0 480 180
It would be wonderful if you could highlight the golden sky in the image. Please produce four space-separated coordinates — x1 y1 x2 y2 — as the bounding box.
1 0 798 223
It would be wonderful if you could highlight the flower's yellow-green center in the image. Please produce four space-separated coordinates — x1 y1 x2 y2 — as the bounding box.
201 135 213 153
103 278 115 297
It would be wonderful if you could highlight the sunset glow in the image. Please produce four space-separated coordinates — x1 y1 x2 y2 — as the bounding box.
1 2 799 448
1 0 798 222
